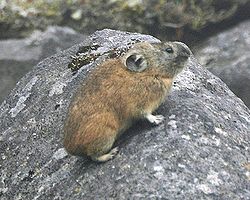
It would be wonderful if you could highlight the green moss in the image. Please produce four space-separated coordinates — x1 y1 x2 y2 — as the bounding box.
189 0 207 29
1 0 249 40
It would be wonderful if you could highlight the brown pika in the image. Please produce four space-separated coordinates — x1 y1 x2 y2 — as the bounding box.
63 41 191 162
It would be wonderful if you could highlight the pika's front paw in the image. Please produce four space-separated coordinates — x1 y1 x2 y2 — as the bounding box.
109 147 119 157
146 114 165 125
92 147 119 162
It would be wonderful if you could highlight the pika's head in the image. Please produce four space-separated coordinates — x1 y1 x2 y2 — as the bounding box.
122 41 191 78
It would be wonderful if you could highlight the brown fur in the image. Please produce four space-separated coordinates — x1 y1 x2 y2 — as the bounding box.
63 41 191 162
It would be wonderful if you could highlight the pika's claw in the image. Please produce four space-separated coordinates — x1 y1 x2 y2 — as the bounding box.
108 147 119 157
146 114 165 125
93 147 119 162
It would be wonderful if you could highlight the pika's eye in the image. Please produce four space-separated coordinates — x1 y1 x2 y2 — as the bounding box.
165 47 174 53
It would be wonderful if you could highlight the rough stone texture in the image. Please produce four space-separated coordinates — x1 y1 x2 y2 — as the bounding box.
0 26 86 104
0 30 249 200
195 20 250 108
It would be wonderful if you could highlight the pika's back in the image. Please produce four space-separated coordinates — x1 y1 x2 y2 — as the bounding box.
74 41 191 99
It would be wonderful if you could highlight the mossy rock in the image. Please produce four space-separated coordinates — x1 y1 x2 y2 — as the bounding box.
1 0 250 41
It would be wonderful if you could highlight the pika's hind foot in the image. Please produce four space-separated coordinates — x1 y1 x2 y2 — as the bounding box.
92 147 119 162
146 113 165 125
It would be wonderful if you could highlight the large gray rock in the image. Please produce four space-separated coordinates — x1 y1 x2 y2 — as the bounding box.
195 20 250 108
0 29 249 200
0 26 86 104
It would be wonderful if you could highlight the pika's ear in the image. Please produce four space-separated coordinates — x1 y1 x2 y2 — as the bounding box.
123 53 147 72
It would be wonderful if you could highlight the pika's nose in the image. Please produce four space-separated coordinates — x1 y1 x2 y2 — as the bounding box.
174 42 191 58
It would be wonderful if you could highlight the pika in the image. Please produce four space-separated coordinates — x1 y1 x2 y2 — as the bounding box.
63 41 191 162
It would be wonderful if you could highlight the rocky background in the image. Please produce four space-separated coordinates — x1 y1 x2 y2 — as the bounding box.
1 0 250 42
0 26 86 103
0 1 250 199
195 20 250 108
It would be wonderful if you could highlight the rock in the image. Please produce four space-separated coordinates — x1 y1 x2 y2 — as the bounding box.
0 29 249 200
1 0 250 41
195 20 250 108
0 26 86 104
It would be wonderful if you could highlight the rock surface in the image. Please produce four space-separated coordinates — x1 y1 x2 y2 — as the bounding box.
195 20 250 108
0 29 249 200
0 26 86 104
